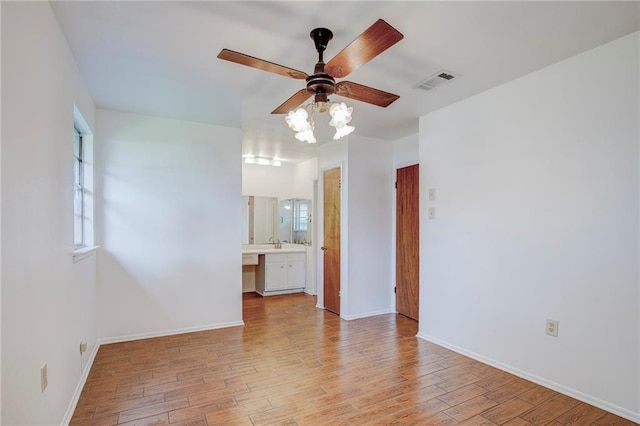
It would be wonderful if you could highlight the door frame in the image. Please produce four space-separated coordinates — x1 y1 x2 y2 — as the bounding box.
317 162 347 317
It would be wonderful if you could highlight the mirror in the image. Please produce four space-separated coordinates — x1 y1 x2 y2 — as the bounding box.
242 196 311 244
278 198 311 244
242 196 276 244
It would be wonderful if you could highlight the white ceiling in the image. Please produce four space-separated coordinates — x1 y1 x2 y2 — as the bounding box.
51 1 639 164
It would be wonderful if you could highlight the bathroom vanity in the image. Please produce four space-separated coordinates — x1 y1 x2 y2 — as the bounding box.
242 244 307 296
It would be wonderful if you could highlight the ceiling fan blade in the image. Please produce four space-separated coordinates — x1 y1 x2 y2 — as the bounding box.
335 81 399 107
325 19 404 78
272 89 313 114
217 49 308 80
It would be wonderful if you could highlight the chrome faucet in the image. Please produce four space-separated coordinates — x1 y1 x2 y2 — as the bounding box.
270 237 282 249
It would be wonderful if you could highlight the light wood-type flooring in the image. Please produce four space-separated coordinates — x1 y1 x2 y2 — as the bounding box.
71 293 637 426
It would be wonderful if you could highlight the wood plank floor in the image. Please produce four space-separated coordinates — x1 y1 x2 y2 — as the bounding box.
71 293 637 426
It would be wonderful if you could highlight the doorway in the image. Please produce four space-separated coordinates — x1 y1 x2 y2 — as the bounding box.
396 164 419 320
322 167 341 315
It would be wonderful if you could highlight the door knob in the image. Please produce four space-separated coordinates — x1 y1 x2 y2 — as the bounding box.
321 246 328 251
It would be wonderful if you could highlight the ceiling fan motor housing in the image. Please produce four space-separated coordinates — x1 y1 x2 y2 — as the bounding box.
306 72 336 97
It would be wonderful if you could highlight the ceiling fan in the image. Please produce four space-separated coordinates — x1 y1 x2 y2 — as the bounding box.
217 19 404 115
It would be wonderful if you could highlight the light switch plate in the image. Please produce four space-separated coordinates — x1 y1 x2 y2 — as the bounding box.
41 364 48 392
428 207 436 220
429 188 436 201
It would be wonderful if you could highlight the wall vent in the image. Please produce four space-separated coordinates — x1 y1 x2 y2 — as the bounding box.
415 71 458 92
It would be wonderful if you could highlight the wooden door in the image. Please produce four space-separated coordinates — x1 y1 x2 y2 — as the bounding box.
323 167 341 315
396 164 419 320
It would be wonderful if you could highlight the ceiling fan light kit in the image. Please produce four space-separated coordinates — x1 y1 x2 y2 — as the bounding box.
218 19 403 144
286 100 354 143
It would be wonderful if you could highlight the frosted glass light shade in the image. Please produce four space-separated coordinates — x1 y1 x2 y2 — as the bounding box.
295 129 316 144
329 102 353 128
333 125 354 140
285 108 311 132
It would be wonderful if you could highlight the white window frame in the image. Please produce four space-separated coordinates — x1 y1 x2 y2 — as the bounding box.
74 126 85 249
72 106 98 262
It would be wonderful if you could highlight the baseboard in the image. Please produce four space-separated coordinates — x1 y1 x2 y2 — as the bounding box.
342 308 395 321
98 321 245 345
417 332 640 423
255 289 305 297
60 341 101 425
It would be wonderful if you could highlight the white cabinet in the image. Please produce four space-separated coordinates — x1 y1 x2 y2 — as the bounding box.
265 257 288 290
256 252 306 295
286 255 306 289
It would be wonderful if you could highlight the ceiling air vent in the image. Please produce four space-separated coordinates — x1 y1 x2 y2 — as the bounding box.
415 71 458 92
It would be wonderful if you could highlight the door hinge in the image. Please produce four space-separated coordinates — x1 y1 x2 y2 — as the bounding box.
394 286 396 293
339 179 341 189
395 181 397 189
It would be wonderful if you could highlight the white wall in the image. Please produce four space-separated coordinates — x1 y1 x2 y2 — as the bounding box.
242 162 294 198
316 137 395 319
346 136 394 319
96 110 243 340
393 133 419 169
292 157 318 199
419 32 639 420
242 158 317 200
1 2 97 424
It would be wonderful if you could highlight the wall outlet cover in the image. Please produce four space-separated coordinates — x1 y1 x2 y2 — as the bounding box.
546 319 559 337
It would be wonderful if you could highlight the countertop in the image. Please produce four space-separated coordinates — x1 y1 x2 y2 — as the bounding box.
242 244 307 255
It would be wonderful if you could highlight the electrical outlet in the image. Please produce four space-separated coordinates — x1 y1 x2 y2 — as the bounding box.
41 363 48 392
546 319 559 337
80 341 88 354
429 188 436 201
428 207 436 220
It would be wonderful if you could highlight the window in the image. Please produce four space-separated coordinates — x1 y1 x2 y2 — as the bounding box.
71 106 96 261
294 201 308 232
73 126 85 248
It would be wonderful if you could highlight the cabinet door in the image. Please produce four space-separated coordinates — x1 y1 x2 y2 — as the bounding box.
287 260 306 289
266 262 288 290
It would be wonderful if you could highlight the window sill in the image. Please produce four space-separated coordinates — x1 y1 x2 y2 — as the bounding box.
72 245 100 263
